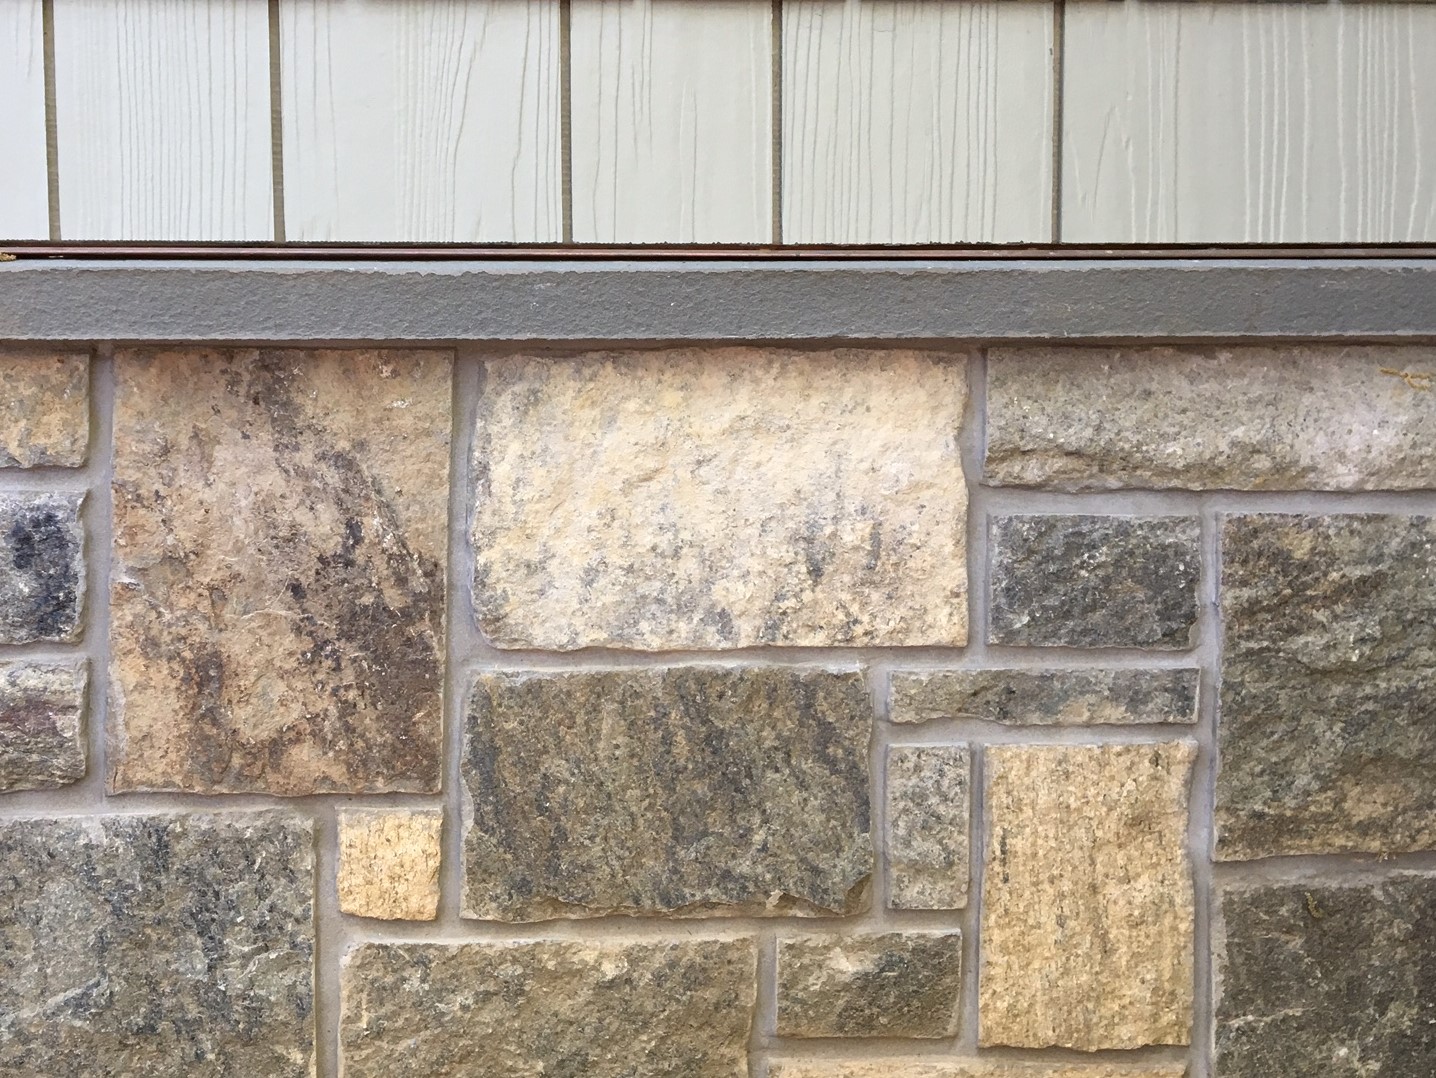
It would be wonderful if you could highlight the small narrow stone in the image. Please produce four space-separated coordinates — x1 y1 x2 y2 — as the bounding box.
0 492 84 644
0 660 86 791
337 809 442 921
775 932 963 1038
771 1064 1187 1078
341 938 757 1077
886 745 969 909
0 350 89 468
891 669 1198 726
988 515 1200 649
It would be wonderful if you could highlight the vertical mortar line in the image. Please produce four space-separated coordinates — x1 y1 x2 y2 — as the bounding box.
1049 0 1066 244
770 0 784 246
958 742 984 1054
267 0 287 242
312 801 343 1078
749 932 776 1078
560 0 574 245
80 346 115 802
41 0 61 240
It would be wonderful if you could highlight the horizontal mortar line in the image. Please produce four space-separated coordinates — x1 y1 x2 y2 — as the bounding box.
981 487 1436 513
0 644 87 661
764 1044 1191 1064
884 721 1200 745
0 470 92 490
764 1034 961 1055
0 791 446 816
331 916 921 944
457 649 933 670
1212 849 1436 881
981 644 1203 663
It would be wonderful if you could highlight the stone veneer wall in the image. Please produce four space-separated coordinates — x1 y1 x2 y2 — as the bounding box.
0 343 1433 1078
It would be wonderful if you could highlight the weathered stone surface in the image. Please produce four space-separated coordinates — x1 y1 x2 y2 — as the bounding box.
0 351 89 468
886 746 969 909
891 668 1198 726
771 1064 1187 1078
1216 874 1436 1078
337 809 442 921
0 811 314 1076
989 515 1200 649
0 492 84 643
987 344 1436 491
473 348 969 649
775 932 963 1038
0 660 86 791
109 349 450 795
463 666 872 920
1218 514 1436 859
981 742 1195 1050
341 937 756 1077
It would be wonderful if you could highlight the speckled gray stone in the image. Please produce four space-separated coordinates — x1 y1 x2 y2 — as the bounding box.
1216 874 1436 1077
890 669 1198 726
341 938 757 1077
0 660 86 791
0 811 314 1076
776 932 963 1039
0 492 83 644
886 746 969 910
1218 514 1436 859
463 666 873 920
988 516 1200 649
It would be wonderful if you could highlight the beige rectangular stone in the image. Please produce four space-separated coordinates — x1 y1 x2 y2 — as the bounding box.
473 348 969 649
0 351 89 468
337 809 442 921
770 1063 1187 1078
981 742 1196 1050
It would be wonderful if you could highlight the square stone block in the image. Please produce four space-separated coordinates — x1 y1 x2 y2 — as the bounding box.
0 351 89 468
337 809 442 921
0 660 87 791
0 492 84 643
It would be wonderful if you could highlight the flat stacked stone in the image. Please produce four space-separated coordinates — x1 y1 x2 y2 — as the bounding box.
891 668 1198 726
0 660 87 791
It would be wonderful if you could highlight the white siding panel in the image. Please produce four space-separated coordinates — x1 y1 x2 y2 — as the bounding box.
1063 2 1436 244
0 0 50 241
52 0 273 241
570 0 774 244
782 0 1055 245
280 0 561 243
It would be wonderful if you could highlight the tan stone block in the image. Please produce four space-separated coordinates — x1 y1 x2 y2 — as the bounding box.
473 347 969 649
109 349 451 794
980 742 1196 1050
0 351 89 468
770 1063 1186 1078
337 809 442 921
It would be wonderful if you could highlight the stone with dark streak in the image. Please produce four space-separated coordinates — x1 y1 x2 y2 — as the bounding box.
890 669 1199 726
463 666 873 920
0 492 84 643
0 811 314 1076
0 660 87 791
109 349 450 794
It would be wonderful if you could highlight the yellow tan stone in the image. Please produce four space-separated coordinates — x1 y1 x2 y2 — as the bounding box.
770 1063 1187 1078
0 351 89 468
338 809 443 921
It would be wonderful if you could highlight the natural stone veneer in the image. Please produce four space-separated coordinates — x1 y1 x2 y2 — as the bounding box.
770 1063 1188 1078
463 666 872 920
1219 514 1436 858
986 344 1436 490
341 938 756 1077
473 348 969 649
0 660 87 791
337 809 443 921
989 515 1200 649
1216 874 1436 1076
108 349 450 795
981 742 1195 1050
891 669 1198 726
0 351 89 468
0 811 314 1075
0 492 84 643
886 746 969 909
775 932 963 1038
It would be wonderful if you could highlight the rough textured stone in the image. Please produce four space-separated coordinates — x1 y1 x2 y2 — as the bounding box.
771 1064 1187 1078
989 515 1200 649
987 344 1436 491
0 492 84 643
337 809 442 921
0 660 86 791
1218 514 1436 859
891 668 1198 726
0 811 314 1076
1217 875 1436 1077
109 349 450 795
981 742 1196 1050
886 746 969 910
463 666 872 920
473 348 969 649
341 937 756 1077
0 351 89 468
775 932 963 1039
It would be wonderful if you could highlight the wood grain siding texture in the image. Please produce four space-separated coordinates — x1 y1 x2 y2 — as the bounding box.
0 0 49 241
1062 2 1436 244
782 0 1055 245
51 0 273 241
279 0 562 243
569 0 774 243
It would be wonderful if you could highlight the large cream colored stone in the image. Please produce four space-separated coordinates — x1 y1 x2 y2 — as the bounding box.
473 348 969 649
337 809 442 921
981 742 1196 1050
0 351 89 468
770 1063 1187 1078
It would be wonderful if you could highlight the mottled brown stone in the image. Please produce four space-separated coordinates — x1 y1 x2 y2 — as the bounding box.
463 666 873 920
337 809 442 921
886 745 969 910
341 938 756 1077
775 932 963 1038
0 351 89 468
770 1063 1187 1078
473 348 969 649
0 660 86 791
890 669 1198 726
109 349 450 795
0 492 84 643
981 742 1196 1050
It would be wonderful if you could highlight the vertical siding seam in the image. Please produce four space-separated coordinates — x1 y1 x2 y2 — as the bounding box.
267 0 286 242
41 0 60 240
